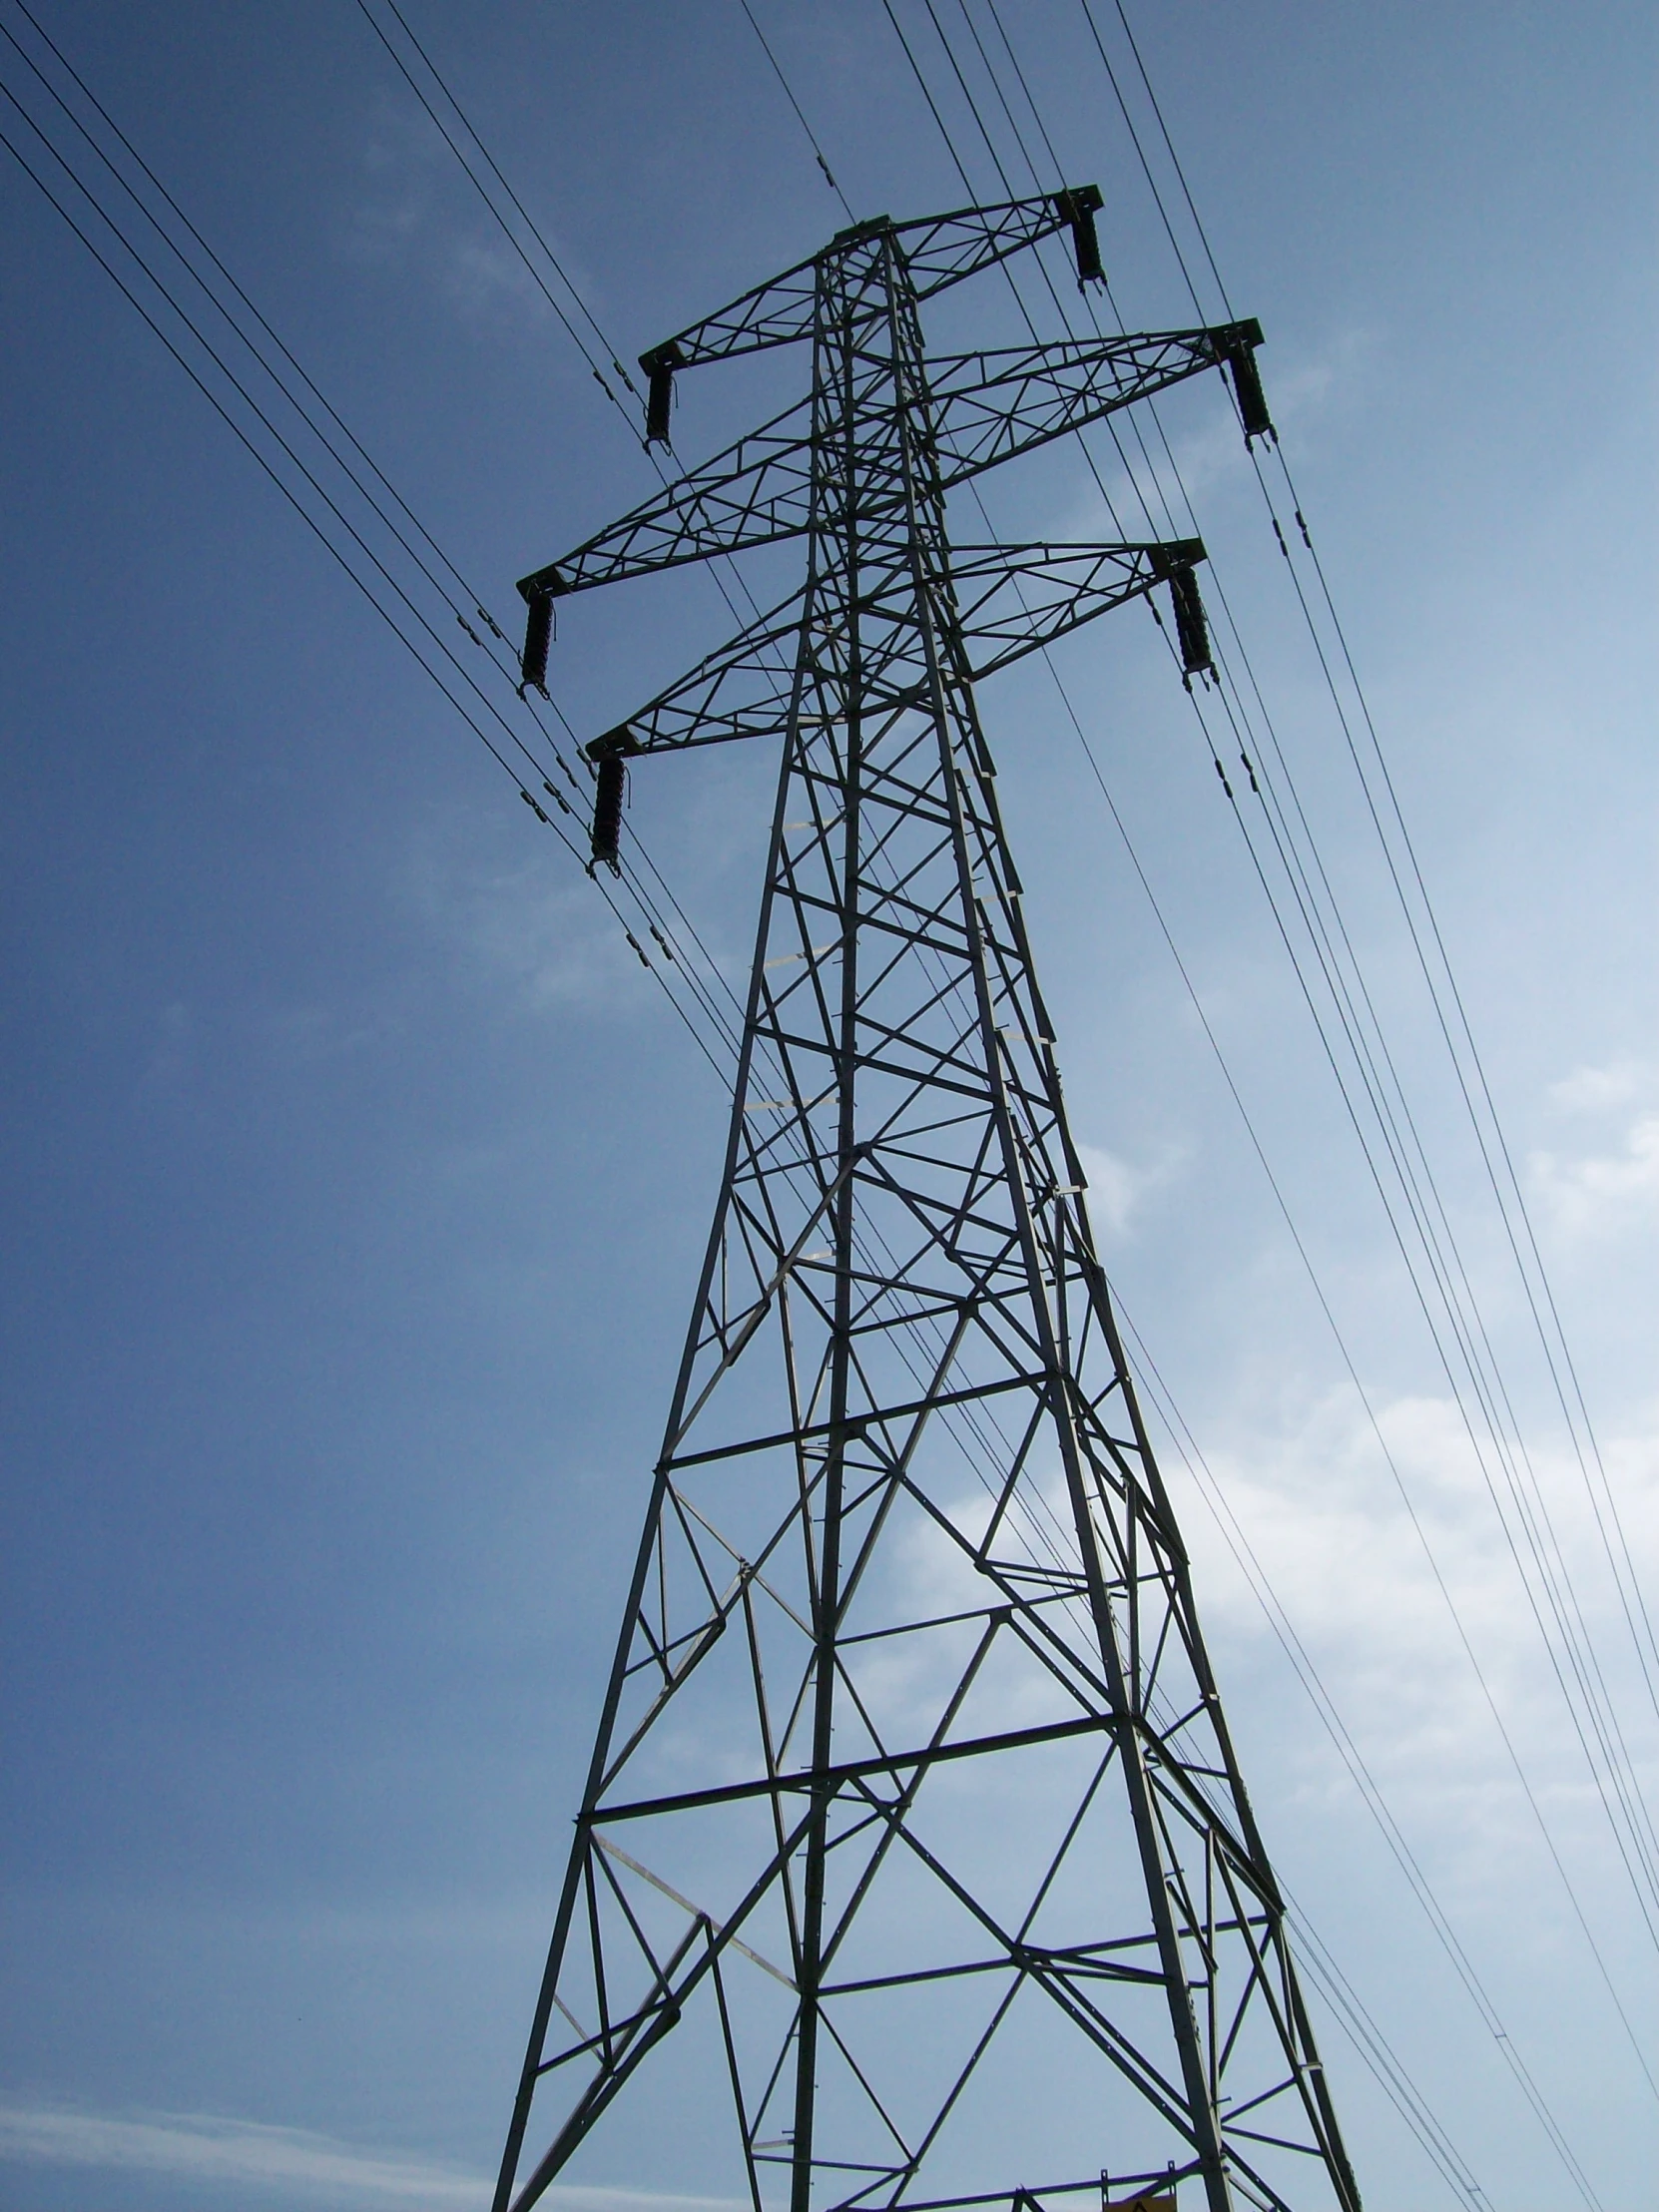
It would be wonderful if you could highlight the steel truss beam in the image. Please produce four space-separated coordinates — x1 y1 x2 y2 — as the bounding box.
494 194 1358 2212
582 542 1206 763
518 328 1254 604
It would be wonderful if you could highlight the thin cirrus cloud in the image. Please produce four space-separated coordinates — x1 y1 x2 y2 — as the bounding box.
1075 1140 1171 1237
1532 1118 1659 1236
0 2101 744 2212
1528 1061 1659 1238
342 85 593 332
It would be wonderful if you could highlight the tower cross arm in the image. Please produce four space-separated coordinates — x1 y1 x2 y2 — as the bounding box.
514 319 1263 608
637 187 1100 381
928 320 1265 487
583 586 810 760
945 539 1206 680
580 540 1206 770
516 394 817 603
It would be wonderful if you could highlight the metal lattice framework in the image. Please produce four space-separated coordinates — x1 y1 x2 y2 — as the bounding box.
495 191 1359 2212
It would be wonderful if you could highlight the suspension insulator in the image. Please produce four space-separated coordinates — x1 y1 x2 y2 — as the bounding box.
591 752 627 872
1168 564 1213 677
639 341 685 445
519 589 553 693
1217 318 1274 443
1229 348 1274 443
1054 184 1105 287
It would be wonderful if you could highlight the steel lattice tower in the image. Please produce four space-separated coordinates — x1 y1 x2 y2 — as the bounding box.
497 192 1360 2212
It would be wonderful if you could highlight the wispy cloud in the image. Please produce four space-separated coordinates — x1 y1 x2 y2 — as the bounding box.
1035 326 1371 540
1547 1060 1644 1116
1535 1111 1659 1229
340 88 591 334
400 819 648 1014
0 2104 484 2204
0 2101 745 2212
1169 1382 1659 1867
1075 1140 1177 1237
1531 1060 1659 1236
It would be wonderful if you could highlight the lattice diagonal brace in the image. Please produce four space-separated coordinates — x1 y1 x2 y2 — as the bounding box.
495 194 1359 2212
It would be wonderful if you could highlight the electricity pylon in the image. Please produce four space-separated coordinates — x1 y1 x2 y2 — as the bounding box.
497 191 1359 2212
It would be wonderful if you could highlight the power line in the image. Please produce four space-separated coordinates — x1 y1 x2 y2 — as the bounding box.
4 39 1278 2183
20 0 1633 2187
1072 0 1659 1778
734 0 855 222
994 0 1659 2080
1272 437 1659 1726
1023 623 1648 2193
314 1 1659 2187
931 0 1659 1985
354 0 641 425
0 24 746 1096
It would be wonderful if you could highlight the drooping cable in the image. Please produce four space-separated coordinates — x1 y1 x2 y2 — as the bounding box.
0 0 1086 1682
734 0 856 223
1074 0 1659 1772
284 8 1601 2194
30 0 1625 2181
971 495 1651 2160
932 0 1659 1982
0 32 740 1092
1031 0 1659 2111
1272 441 1659 1728
1121 1287 1651 2171
354 0 642 423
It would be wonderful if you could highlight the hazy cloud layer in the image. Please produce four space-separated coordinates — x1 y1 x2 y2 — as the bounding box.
0 2102 746 2212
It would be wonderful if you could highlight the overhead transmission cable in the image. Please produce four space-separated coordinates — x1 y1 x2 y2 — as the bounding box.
1063 0 1659 1966
1 0 1088 1859
345 6 999 1495
322 3 1649 2196
90 0 1586 2189
342 4 882 1124
20 0 1610 2187
881 16 1550 2189
337 27 1510 2085
0 7 745 1093
1073 0 1659 1754
350 0 829 1014
353 0 643 421
736 0 855 221
912 0 1659 1992
1002 593 1659 2133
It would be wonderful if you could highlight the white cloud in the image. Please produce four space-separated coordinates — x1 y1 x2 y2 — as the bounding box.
1531 1061 1659 1235
1076 1140 1174 1236
341 89 593 333
0 2101 745 2212
1165 1380 1659 1875
447 236 548 319
0 2105 484 2204
1547 1060 1645 1116
401 818 648 1014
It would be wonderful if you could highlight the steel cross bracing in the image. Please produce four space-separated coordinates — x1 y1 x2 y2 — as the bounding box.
496 192 1359 2212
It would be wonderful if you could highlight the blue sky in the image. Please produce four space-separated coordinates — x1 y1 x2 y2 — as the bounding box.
1 2 1656 2209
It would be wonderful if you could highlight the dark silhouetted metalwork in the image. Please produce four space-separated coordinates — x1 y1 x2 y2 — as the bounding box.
497 191 1352 2212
